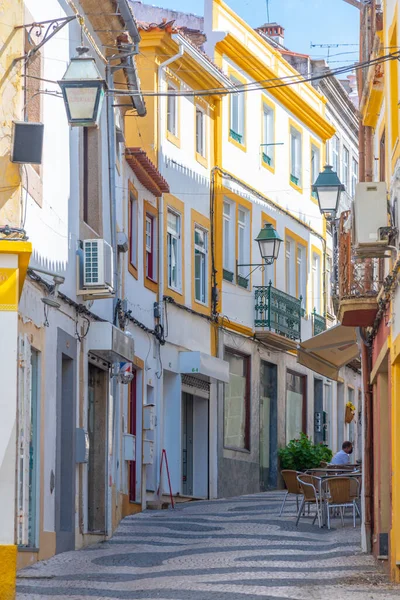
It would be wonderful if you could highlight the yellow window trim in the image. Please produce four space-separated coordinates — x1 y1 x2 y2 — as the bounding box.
310 137 322 206
143 200 158 294
128 181 138 280
191 209 211 316
288 118 304 193
236 197 252 292
222 188 252 290
228 66 247 152
284 227 309 314
261 211 277 286
165 74 181 148
311 244 323 316
164 194 185 303
194 101 208 168
261 95 276 174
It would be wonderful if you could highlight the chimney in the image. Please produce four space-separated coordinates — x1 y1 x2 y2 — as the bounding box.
258 22 285 46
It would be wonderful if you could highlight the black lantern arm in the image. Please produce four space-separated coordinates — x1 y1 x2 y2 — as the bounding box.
235 258 276 281
14 16 78 63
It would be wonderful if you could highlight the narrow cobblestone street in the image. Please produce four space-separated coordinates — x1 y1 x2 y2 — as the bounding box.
17 492 400 600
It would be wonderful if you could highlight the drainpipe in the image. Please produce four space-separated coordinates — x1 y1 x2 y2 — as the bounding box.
155 43 184 498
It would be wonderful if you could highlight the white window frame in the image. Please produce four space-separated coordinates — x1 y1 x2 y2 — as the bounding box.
129 193 138 269
262 103 274 167
332 135 340 174
312 252 321 314
351 158 358 198
229 75 245 143
167 209 181 291
145 214 156 281
195 106 206 157
237 207 250 279
343 146 349 190
311 144 320 197
194 226 208 304
297 244 307 310
223 200 235 274
167 82 178 137
290 126 302 186
285 238 296 296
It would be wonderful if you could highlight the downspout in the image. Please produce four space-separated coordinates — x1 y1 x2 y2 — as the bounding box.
106 63 119 536
156 43 184 497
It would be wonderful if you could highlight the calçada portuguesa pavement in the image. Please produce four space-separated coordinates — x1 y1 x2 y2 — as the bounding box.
17 491 400 600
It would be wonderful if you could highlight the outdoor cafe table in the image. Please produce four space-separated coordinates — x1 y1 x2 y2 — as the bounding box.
302 470 362 527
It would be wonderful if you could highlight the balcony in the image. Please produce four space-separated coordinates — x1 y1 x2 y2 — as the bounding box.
312 309 326 336
254 283 302 350
335 211 383 327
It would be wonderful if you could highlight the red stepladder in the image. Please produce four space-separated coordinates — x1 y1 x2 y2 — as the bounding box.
157 448 175 509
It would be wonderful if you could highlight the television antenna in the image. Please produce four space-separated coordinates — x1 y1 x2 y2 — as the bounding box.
310 42 358 63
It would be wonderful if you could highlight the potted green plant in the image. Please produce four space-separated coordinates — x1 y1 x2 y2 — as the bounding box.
278 433 333 472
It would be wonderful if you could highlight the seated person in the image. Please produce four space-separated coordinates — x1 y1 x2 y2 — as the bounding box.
330 441 353 465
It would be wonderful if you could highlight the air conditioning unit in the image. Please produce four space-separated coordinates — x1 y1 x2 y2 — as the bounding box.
83 239 113 289
353 182 389 256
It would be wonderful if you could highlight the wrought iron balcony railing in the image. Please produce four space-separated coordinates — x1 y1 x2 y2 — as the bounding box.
255 283 302 341
312 308 326 336
337 211 384 301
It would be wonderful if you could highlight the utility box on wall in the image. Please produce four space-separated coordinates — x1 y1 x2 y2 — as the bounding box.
143 439 154 464
143 404 155 430
123 433 136 461
11 121 44 164
353 182 388 251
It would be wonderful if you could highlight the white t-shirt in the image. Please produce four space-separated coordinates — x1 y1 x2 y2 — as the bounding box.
331 449 351 465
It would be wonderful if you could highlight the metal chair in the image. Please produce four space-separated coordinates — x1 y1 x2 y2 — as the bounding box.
279 470 302 516
296 475 323 528
323 476 360 529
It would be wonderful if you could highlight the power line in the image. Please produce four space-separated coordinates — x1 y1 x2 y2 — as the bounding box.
110 51 399 98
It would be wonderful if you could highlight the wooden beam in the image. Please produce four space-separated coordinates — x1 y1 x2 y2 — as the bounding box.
342 0 362 9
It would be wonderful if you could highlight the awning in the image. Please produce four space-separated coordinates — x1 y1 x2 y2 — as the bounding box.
179 351 230 383
88 322 134 363
125 148 169 197
297 325 359 381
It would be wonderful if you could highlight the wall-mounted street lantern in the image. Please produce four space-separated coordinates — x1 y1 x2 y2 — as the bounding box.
312 164 345 218
58 46 106 127
236 223 282 279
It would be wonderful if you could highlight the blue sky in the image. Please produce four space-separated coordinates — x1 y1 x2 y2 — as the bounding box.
141 0 360 66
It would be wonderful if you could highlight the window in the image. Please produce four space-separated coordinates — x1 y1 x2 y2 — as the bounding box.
196 107 206 158
224 350 250 450
145 214 156 281
167 83 178 137
229 75 245 144
343 146 349 190
167 209 181 290
262 103 274 167
312 252 321 314
286 371 306 443
297 244 307 310
326 255 333 315
285 238 296 296
311 145 320 198
223 200 235 278
83 127 101 233
332 135 340 174
194 226 207 304
237 207 250 285
351 158 358 198
290 126 302 187
129 191 138 271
